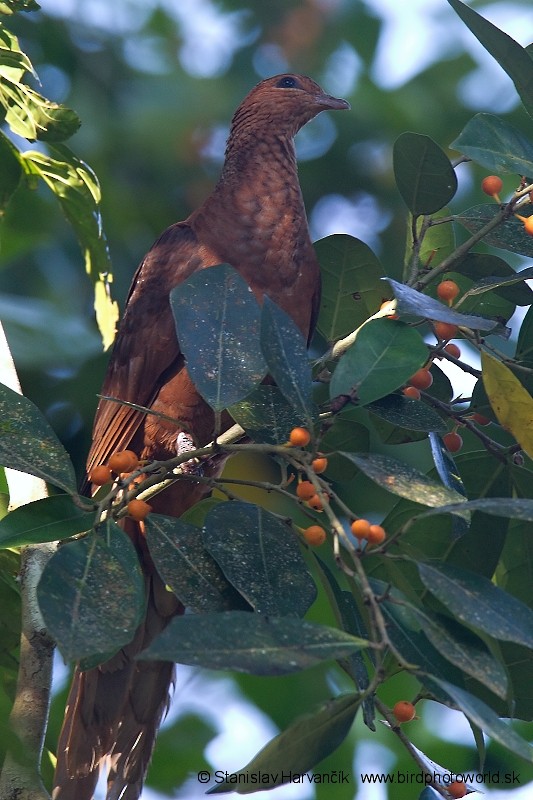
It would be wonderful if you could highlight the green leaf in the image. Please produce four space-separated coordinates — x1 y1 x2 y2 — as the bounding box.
314 234 385 341
0 381 77 493
429 676 533 762
145 514 241 613
457 267 533 306
329 319 428 405
418 562 533 648
344 453 468 513
203 502 316 617
420 497 533 522
456 204 533 259
208 693 360 794
446 0 533 119
0 130 21 213
229 385 303 445
407 606 508 699
260 296 314 424
317 411 370 481
141 611 368 674
411 208 456 273
451 114 533 176
37 526 145 662
22 145 117 350
393 132 457 214
0 495 95 548
170 264 266 411
367 394 447 434
387 278 505 334
456 254 533 307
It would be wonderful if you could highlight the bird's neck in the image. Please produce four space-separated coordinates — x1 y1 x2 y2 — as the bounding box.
219 130 299 190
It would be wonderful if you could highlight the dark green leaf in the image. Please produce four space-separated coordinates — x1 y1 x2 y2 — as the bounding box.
408 606 508 699
141 611 368 674
387 278 505 333
428 432 469 540
145 514 241 613
0 495 95 548
456 254 533 306
0 131 21 212
229 385 303 445
314 234 385 341
451 113 533 175
329 319 428 405
344 452 468 513
203 502 316 617
260 296 314 423
428 677 533 762
318 411 370 480
170 264 266 411
0 381 77 493
37 526 145 662
393 132 457 214
456 205 533 259
209 693 360 794
368 394 447 433
418 562 533 648
446 0 533 118
457 266 533 305
420 497 533 521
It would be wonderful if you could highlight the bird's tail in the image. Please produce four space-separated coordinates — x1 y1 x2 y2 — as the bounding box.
52 568 182 800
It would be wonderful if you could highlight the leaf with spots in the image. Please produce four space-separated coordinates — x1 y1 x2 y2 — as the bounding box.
140 611 368 674
0 381 77 494
418 562 533 649
203 501 316 617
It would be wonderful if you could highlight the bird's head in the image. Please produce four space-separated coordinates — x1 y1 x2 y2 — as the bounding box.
229 73 350 141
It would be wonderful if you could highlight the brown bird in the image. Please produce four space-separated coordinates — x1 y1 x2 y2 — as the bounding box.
52 73 349 800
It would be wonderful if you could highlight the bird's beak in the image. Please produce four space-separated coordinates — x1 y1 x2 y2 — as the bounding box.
316 93 351 111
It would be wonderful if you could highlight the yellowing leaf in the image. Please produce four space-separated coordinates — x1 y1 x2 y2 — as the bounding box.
94 277 119 351
481 351 533 457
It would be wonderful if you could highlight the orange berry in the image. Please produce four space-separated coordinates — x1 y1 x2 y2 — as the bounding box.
434 321 458 341
108 450 139 474
524 216 533 236
408 368 433 390
443 431 463 453
472 412 490 426
89 464 112 486
448 780 467 799
303 525 326 546
289 427 311 447
402 386 421 400
351 518 372 539
296 480 316 501
311 456 328 474
392 700 416 723
437 280 460 303
127 498 152 521
444 343 461 359
481 175 503 197
366 524 386 545
307 494 324 511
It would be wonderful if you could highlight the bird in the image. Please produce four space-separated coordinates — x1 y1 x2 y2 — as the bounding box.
52 73 349 800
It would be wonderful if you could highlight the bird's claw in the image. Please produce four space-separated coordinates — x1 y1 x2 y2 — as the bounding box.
175 432 202 475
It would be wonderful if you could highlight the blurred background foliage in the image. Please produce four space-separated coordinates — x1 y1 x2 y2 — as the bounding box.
3 1 533 798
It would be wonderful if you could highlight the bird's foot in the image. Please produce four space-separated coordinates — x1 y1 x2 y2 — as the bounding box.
175 432 202 475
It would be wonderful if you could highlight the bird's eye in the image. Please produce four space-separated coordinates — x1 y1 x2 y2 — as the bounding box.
276 76 299 89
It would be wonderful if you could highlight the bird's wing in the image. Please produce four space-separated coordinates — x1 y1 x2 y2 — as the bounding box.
86 221 207 476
